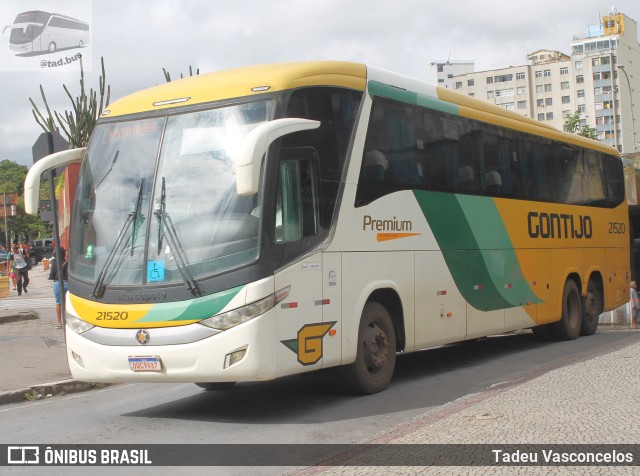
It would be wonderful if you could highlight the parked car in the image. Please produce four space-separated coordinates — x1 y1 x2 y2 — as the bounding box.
29 238 54 265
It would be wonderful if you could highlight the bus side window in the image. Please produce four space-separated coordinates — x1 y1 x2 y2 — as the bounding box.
275 155 319 243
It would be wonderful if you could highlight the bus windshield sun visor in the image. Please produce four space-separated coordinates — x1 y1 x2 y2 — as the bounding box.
92 179 145 299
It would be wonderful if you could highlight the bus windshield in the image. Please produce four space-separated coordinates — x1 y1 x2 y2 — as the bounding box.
9 11 47 44
70 100 275 293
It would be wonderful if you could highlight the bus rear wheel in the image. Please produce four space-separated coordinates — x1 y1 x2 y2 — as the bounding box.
340 301 396 395
581 279 602 336
551 279 582 341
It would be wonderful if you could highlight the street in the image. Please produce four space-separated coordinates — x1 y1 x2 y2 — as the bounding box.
0 328 637 475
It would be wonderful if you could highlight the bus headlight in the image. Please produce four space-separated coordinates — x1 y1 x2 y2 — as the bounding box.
200 286 290 331
65 312 95 334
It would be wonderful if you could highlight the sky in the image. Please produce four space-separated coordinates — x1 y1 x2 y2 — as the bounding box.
0 0 639 168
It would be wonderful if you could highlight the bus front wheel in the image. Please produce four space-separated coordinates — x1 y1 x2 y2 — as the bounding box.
48 42 56 53
340 301 396 395
551 279 582 341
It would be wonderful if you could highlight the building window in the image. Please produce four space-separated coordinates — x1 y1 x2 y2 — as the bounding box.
518 100 527 109
575 60 583 70
545 98 553 106
455 81 463 89
576 75 584 84
517 86 526 95
487 91 494 99
563 110 571 118
467 79 475 87
546 112 554 120
516 72 525 80
544 84 552 92
503 103 515 110
537 113 545 121
544 69 551 77
437 65 444 72
577 89 585 98
486 77 494 84
535 71 542 78
594 87 602 95
578 104 586 113
561 81 570 90
536 85 544 93
562 96 571 104
537 99 544 107
593 72 601 81
560 67 569 75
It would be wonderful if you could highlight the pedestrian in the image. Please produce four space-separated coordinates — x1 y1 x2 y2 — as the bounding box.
49 247 68 329
631 281 640 329
8 244 29 295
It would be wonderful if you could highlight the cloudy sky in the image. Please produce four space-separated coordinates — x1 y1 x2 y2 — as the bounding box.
0 0 639 167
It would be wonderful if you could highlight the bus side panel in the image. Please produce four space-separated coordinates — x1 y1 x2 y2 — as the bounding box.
274 253 327 378
415 251 467 348
341 251 415 364
605 247 630 311
511 249 551 326
321 252 342 368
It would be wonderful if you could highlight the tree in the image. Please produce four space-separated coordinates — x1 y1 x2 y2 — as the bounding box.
563 111 599 141
162 65 199 82
0 160 49 244
30 56 110 148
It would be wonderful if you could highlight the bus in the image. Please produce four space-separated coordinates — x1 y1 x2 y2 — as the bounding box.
25 61 629 394
4 10 88 54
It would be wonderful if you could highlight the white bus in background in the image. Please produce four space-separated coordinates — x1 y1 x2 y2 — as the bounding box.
3 10 89 54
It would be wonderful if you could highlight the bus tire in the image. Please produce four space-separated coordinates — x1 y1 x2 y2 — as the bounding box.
48 42 56 53
550 279 582 341
340 301 396 395
195 382 236 391
581 279 602 336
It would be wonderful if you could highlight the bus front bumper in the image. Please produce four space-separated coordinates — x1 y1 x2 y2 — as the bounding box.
65 310 278 383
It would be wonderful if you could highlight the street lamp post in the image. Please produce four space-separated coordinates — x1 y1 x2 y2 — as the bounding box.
617 64 637 153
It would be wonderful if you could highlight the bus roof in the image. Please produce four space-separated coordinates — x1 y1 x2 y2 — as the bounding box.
103 60 617 156
103 61 368 118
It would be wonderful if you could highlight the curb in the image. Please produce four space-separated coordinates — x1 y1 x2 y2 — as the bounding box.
0 309 39 324
0 380 114 406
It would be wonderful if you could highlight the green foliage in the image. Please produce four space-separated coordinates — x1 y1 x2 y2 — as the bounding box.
563 111 599 141
0 160 50 243
30 56 110 148
163 65 199 82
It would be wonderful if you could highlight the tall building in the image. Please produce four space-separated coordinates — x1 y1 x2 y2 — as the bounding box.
428 60 474 89
443 10 640 155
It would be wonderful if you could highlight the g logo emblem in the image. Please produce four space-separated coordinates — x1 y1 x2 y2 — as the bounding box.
135 329 150 345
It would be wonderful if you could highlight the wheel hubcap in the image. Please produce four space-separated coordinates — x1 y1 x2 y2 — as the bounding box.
363 323 389 372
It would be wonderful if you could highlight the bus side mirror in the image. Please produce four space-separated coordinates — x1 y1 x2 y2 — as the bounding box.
235 118 320 196
24 147 86 215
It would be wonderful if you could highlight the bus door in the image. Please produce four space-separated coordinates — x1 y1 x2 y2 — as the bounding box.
272 148 330 376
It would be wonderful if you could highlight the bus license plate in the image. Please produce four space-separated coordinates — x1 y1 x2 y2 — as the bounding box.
128 356 162 372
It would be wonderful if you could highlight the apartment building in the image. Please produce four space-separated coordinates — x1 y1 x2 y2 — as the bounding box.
433 10 640 155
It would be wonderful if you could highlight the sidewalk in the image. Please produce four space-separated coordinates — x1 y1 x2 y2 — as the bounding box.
0 263 97 405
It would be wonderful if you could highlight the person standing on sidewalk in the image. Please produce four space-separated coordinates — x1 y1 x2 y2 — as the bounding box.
8 244 30 296
49 247 68 328
631 281 640 329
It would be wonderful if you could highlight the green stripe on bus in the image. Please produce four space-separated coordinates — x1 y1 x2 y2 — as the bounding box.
413 190 541 311
368 81 459 115
138 285 245 323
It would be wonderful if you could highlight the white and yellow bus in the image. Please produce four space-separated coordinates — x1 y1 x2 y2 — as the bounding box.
25 61 629 394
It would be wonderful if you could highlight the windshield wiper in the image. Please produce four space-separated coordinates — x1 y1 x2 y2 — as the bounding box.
154 177 203 297
92 179 145 298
